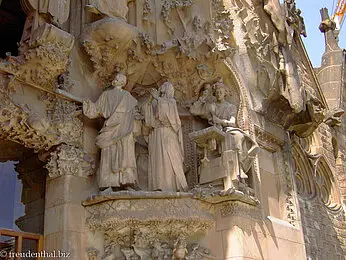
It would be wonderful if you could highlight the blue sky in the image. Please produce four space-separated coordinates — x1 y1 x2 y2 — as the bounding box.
295 0 345 67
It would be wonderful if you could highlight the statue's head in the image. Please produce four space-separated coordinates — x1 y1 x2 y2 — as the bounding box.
214 82 228 101
159 82 175 98
112 73 127 88
201 84 212 97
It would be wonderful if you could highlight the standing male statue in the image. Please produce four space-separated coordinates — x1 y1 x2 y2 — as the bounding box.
83 73 139 190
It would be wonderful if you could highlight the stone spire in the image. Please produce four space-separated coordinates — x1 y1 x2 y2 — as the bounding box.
317 8 344 111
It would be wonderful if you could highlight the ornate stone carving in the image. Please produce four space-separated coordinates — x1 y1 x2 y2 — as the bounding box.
284 0 307 37
45 144 95 179
279 145 298 226
254 125 285 152
0 88 56 151
84 193 214 258
161 0 193 36
292 138 342 214
116 235 211 260
212 0 235 54
48 99 83 147
216 201 261 220
87 248 100 260
0 74 82 152
324 108 344 127
191 185 259 205
80 13 138 86
0 23 74 90
288 86 327 138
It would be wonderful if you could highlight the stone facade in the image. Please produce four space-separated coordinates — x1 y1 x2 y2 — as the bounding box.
0 0 345 259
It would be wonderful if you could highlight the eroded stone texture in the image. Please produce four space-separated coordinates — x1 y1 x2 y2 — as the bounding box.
0 0 345 259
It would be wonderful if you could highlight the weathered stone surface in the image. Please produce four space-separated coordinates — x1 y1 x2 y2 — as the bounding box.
0 1 345 259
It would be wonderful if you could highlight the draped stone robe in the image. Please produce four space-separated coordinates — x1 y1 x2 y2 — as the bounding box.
83 87 138 189
211 101 258 178
143 96 188 192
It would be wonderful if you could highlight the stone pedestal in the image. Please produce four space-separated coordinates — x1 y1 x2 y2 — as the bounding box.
83 191 214 259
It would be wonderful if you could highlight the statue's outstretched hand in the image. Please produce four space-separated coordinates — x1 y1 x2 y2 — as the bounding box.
150 88 159 99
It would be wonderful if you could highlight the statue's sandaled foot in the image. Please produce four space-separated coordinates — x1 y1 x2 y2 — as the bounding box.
100 187 113 194
121 184 141 191
112 186 122 192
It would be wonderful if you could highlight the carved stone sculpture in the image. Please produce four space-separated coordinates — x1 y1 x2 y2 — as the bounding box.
81 0 138 86
83 73 139 190
285 0 307 37
143 82 188 192
189 84 215 120
190 81 259 190
288 86 327 137
210 82 259 179
0 23 74 90
46 144 95 178
173 236 188 259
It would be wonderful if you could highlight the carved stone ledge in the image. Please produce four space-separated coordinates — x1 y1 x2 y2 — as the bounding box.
84 192 214 248
82 190 194 206
254 125 285 152
191 185 260 206
216 200 262 219
46 144 95 179
0 23 74 90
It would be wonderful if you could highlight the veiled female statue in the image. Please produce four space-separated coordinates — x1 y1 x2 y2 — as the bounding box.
143 82 188 192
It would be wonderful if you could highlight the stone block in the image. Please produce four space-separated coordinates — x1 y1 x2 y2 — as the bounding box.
45 175 94 209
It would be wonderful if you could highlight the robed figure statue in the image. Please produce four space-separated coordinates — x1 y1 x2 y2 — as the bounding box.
143 82 188 192
83 73 138 190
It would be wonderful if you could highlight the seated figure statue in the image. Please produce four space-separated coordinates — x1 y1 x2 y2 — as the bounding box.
190 81 258 190
210 82 259 180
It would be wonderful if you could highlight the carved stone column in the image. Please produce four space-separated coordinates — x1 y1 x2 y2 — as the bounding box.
44 144 96 259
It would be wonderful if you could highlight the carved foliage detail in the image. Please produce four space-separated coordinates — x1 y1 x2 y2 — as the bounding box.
0 23 74 90
46 144 95 178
